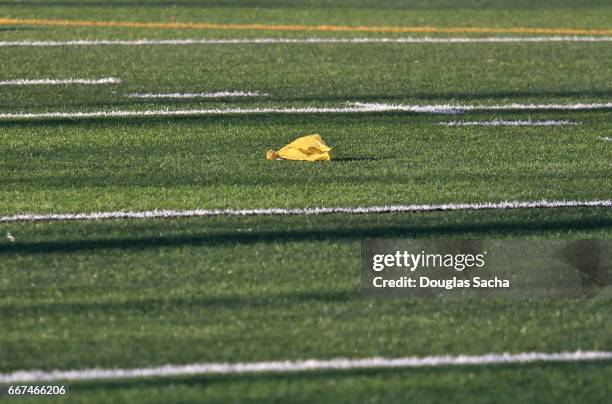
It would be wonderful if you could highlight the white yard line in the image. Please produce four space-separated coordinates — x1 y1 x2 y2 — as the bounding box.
1 200 610 223
0 77 121 86
1 37 612 47
1 351 611 383
1 102 611 121
352 101 612 113
128 91 267 99
599 136 611 141
438 120 577 126
0 104 458 119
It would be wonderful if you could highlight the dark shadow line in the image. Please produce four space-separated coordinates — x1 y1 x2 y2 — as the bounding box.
0 289 356 316
0 27 42 31
333 156 384 162
0 107 606 127
0 0 604 10
4 89 612 110
1 217 611 256
0 171 607 188
0 111 411 127
0 0 239 7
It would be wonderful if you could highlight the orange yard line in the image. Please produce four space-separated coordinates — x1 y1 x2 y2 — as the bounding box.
0 17 611 35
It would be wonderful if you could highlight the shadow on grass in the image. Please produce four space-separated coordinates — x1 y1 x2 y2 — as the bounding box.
0 26 42 31
0 111 417 128
0 0 349 8
4 88 612 111
0 289 356 316
0 0 229 7
0 0 603 10
0 107 606 128
1 216 611 255
333 156 385 162
0 171 607 189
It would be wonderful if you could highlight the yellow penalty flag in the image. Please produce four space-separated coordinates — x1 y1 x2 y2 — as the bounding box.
266 134 333 161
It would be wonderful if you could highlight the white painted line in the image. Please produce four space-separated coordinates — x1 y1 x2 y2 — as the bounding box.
352 102 612 113
1 200 610 223
1 351 611 383
1 102 611 121
438 120 577 126
2 37 612 47
0 104 457 119
0 77 121 86
599 136 612 141
128 91 267 99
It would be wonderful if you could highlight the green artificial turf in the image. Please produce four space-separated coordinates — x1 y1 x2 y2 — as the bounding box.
0 1 611 402
1 42 612 112
1 0 612 42
2 211 612 402
1 112 610 213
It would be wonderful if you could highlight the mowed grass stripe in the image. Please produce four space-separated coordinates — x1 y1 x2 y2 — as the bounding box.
3 37 612 47
1 17 612 35
2 200 610 223
2 351 611 383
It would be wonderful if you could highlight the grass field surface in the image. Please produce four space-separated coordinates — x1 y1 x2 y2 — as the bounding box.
0 0 611 402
